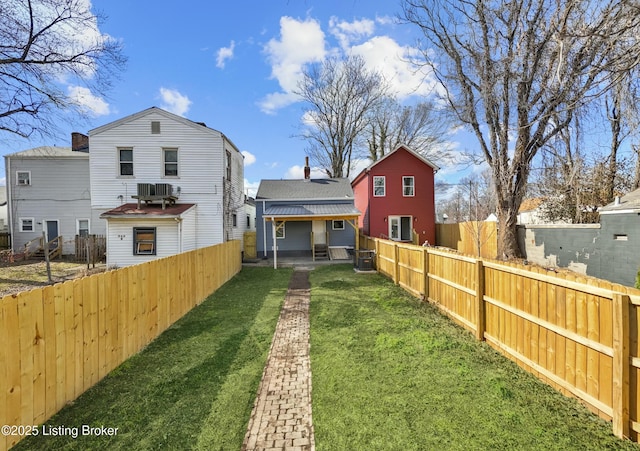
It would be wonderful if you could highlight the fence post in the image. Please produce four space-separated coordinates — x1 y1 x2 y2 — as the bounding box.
613 293 630 438
393 243 399 285
612 293 630 439
423 248 429 301
475 260 485 341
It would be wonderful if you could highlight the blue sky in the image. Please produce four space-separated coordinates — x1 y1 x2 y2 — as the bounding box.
3 0 474 195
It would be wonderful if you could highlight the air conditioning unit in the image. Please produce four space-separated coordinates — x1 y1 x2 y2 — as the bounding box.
155 183 173 196
137 183 155 196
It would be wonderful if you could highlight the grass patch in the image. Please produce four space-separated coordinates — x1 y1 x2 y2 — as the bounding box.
310 265 639 450
14 266 292 451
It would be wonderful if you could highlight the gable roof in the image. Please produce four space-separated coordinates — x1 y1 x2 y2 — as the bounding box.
352 144 439 185
257 178 354 200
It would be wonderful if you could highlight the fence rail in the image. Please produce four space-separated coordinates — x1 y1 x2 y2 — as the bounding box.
359 234 640 442
0 240 242 451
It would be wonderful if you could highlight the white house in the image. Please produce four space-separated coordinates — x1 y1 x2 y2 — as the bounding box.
5 142 106 256
89 107 246 267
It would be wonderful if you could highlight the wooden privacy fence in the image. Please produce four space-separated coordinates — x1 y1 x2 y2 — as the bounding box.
0 240 241 451
360 235 640 442
436 221 498 259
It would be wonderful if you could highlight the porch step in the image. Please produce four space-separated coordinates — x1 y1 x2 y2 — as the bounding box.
314 244 329 260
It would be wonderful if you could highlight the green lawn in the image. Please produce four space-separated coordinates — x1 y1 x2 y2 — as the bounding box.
309 264 639 450
13 264 640 450
13 267 292 451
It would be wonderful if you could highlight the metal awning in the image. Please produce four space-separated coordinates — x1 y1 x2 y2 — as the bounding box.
264 203 361 221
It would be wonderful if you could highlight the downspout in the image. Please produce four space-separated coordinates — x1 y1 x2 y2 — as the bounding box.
271 217 277 269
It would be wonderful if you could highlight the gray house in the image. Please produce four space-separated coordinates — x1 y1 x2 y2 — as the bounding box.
256 166 360 266
5 137 106 256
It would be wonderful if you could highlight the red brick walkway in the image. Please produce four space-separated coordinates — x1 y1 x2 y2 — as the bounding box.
242 270 315 451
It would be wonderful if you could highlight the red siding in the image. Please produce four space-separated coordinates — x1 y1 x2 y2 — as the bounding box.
351 147 436 244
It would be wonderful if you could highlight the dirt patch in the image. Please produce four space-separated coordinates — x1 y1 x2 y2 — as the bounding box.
0 260 106 297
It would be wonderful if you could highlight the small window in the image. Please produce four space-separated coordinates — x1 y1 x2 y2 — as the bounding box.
332 220 345 230
151 121 161 134
226 150 232 181
275 221 285 239
16 171 31 186
232 213 237 227
403 176 415 197
19 218 34 232
163 148 178 176
373 176 385 197
119 148 133 176
614 234 628 241
77 219 90 237
133 227 156 255
246 215 251 228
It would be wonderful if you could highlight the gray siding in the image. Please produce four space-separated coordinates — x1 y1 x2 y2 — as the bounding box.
518 213 640 287
6 154 106 254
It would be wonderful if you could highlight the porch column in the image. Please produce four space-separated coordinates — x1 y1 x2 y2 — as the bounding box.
272 219 277 269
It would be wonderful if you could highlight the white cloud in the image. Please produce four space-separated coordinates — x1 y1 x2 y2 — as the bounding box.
242 150 256 166
216 41 235 68
159 88 192 116
350 36 438 99
67 86 110 116
244 178 260 198
259 16 326 113
285 164 327 179
329 17 375 49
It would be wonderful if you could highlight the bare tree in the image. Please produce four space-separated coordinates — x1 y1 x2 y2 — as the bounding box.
402 0 640 258
296 54 388 178
367 99 453 164
0 0 126 140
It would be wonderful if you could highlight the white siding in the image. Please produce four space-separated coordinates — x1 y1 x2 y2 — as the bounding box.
105 218 179 268
90 108 245 265
181 207 197 251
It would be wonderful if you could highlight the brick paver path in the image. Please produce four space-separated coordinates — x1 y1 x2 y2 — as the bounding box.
242 270 315 451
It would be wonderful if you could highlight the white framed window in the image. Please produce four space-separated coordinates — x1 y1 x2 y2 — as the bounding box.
163 148 178 177
373 176 385 197
119 148 134 176
16 171 31 186
403 176 415 197
133 227 156 255
19 217 34 232
275 221 285 239
77 219 90 237
332 220 345 230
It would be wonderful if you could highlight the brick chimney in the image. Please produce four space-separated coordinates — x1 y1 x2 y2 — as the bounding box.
71 132 89 152
304 156 311 180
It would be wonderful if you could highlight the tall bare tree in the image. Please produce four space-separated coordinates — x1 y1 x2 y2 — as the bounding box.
0 0 125 139
367 99 452 164
402 0 640 258
296 54 387 178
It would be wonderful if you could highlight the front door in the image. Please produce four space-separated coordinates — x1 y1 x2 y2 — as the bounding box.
312 220 326 245
389 216 412 241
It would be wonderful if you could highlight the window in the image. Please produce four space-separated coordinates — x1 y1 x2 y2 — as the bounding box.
77 219 90 237
246 215 251 228
119 148 133 176
16 171 31 186
226 150 232 180
332 220 345 230
389 216 412 241
163 148 178 176
133 227 156 255
232 213 237 227
373 176 385 196
614 234 628 241
403 176 415 197
275 221 285 239
19 218 34 232
151 121 161 134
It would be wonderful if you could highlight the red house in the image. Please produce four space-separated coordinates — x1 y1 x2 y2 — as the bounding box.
351 145 439 244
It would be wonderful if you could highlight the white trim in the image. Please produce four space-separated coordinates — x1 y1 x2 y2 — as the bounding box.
118 147 134 177
16 170 31 186
332 220 345 230
19 217 35 232
402 176 415 197
373 176 385 197
43 219 60 241
162 147 179 177
275 220 285 239
77 218 90 236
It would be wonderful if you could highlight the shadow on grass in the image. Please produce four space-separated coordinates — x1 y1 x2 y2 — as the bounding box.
14 266 292 451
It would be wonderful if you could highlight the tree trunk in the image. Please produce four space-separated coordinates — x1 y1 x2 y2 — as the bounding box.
496 204 521 259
